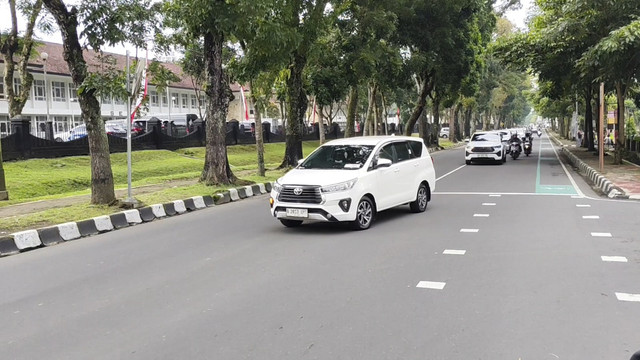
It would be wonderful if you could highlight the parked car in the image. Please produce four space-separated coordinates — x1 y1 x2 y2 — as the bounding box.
269 136 436 230
57 120 127 141
439 127 450 138
465 131 507 165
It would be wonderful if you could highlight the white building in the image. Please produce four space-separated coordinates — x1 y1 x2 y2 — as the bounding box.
0 41 255 138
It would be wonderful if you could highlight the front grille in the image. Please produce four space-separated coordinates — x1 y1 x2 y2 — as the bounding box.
278 185 322 204
472 147 495 152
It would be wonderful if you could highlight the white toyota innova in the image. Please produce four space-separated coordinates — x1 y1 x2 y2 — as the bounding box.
269 136 436 230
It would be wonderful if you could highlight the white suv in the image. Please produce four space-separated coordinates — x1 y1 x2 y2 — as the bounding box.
269 136 436 230
465 131 507 165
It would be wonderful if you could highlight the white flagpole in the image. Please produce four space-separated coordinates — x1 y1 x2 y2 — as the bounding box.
126 51 134 204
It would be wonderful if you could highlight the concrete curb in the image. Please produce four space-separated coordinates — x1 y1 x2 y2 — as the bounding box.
550 135 626 198
0 181 273 258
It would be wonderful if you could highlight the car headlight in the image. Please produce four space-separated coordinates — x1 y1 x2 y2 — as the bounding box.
321 179 358 193
466 146 472 151
494 146 502 150
272 180 283 193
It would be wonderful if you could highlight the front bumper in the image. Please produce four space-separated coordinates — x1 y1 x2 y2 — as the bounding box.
269 190 356 222
465 150 503 161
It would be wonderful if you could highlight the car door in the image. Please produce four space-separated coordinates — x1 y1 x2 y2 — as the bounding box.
391 141 417 204
373 143 401 210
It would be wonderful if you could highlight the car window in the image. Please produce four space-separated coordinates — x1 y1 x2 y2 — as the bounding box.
407 140 423 158
471 133 500 142
378 144 395 162
392 142 411 162
299 145 374 170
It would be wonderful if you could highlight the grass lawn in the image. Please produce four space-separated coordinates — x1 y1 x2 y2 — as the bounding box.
0 142 319 233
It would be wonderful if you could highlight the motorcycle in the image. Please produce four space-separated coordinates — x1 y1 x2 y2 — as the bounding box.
537 130 541 137
523 139 532 156
510 141 521 160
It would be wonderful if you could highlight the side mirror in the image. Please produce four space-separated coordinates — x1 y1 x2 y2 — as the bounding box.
376 158 392 168
464 138 470 143
297 158 305 165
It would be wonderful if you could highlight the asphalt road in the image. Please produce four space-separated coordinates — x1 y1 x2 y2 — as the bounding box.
1 133 639 359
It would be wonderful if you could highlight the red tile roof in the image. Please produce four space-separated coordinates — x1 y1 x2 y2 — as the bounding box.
0 41 244 92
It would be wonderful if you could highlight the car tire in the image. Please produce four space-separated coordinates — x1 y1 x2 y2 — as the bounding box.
351 196 375 230
465 160 471 165
409 183 429 213
55 137 63 142
280 219 303 228
442 134 448 139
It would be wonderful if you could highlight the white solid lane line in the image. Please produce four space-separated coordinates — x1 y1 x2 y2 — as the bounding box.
460 229 479 233
489 194 502 197
416 281 446 290
601 256 628 262
615 293 640 302
443 249 466 255
582 215 600 219
436 165 466 182
548 137 586 197
473 214 490 217
482 203 496 206
591 232 612 237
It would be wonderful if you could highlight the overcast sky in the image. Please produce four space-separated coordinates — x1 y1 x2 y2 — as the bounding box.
1 0 536 57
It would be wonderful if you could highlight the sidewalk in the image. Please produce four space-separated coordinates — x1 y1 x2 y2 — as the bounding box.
550 133 640 199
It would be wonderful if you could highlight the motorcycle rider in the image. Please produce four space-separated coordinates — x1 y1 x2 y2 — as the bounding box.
510 133 522 153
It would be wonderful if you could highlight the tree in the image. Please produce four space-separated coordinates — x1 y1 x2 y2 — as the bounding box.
42 0 159 204
0 0 43 200
180 42 206 119
277 0 332 168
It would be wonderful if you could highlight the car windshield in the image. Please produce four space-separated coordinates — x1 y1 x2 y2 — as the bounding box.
299 145 375 170
471 134 500 142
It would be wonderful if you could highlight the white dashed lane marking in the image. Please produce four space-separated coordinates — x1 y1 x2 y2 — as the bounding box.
473 214 490 217
615 293 640 302
576 204 591 208
443 249 466 255
601 256 628 262
416 281 446 290
482 203 496 206
582 215 600 219
591 232 612 237
460 229 479 233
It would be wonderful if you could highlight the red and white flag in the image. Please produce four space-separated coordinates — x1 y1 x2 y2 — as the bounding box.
131 50 148 122
240 86 249 121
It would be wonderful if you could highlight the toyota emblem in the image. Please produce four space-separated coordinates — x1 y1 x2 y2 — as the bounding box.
293 187 303 195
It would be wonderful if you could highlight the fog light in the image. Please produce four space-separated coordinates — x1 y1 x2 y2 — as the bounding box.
339 198 351 212
269 197 274 208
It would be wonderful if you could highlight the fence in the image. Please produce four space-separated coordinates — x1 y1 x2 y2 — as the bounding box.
0 118 346 161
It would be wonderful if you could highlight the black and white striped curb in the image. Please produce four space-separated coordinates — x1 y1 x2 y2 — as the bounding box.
549 135 625 199
0 182 274 258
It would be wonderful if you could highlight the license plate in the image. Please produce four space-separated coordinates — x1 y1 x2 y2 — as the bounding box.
476 154 489 158
286 208 308 218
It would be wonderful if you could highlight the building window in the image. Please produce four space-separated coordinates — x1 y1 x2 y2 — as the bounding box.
161 92 167 107
150 90 158 107
52 81 66 102
199 95 205 107
34 80 46 101
191 94 197 108
181 94 188 108
13 78 22 95
0 78 4 99
102 93 112 105
115 96 125 105
171 93 179 107
69 84 78 102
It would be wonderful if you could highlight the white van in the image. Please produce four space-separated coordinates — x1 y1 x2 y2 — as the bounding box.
269 136 436 230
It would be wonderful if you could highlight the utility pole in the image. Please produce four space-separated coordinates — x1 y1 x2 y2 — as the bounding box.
599 83 605 172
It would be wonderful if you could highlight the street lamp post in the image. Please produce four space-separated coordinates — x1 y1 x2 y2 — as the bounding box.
41 52 51 137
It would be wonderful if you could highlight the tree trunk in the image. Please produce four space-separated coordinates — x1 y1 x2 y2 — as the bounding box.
404 71 435 137
363 84 373 136
345 85 358 138
280 53 307 168
318 104 325 144
201 30 236 184
464 107 472 138
431 97 441 148
43 0 116 204
250 82 265 177
584 87 594 151
615 82 626 165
